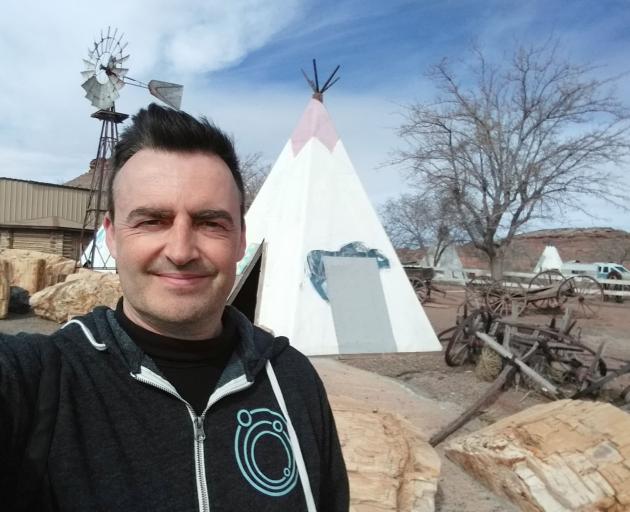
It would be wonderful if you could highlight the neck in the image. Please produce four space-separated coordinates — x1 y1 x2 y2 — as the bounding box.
121 301 223 340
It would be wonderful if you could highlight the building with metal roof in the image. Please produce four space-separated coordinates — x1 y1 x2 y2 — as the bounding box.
0 177 93 259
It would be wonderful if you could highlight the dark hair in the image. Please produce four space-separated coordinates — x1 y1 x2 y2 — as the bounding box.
108 103 244 220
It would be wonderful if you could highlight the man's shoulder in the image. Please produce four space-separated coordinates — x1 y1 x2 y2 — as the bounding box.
0 308 110 360
270 340 325 390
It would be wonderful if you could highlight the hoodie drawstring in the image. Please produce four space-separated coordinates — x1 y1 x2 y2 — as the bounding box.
62 319 108 351
265 360 317 512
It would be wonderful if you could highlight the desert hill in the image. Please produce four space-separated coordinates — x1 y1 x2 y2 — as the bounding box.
399 227 630 272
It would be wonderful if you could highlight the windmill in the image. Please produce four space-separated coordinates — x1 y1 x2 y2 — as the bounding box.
78 27 184 269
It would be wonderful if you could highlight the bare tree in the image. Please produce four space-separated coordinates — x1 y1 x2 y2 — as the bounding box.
380 192 466 266
396 42 630 277
240 152 270 211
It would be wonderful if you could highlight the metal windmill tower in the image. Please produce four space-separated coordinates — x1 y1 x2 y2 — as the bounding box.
78 27 184 269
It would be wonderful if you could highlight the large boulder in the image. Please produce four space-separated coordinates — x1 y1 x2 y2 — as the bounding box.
0 249 76 293
30 270 121 322
313 359 442 512
445 399 630 512
333 396 441 512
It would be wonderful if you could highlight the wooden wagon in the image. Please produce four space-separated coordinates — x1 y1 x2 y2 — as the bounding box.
464 270 604 318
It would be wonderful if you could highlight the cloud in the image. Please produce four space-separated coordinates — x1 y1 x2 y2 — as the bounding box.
164 1 302 74
0 0 304 182
1 0 629 232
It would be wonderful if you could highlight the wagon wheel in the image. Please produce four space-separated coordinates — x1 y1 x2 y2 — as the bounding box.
528 270 564 311
486 279 526 317
410 277 429 303
465 276 494 310
445 309 492 366
545 339 607 395
557 276 604 319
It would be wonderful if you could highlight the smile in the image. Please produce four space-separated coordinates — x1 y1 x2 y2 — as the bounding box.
154 273 211 287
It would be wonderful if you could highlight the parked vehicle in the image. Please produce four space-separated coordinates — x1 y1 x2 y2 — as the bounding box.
561 261 630 280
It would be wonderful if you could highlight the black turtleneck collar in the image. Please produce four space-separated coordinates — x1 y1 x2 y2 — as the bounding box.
114 298 235 364
114 298 237 416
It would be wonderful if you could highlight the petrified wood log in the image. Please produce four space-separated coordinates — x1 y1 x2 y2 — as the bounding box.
446 399 630 511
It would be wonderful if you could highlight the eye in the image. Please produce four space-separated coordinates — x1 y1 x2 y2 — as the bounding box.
137 219 168 228
198 220 227 230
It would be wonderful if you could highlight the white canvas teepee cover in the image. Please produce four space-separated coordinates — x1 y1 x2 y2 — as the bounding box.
80 225 116 271
422 245 466 280
241 98 440 355
534 245 563 272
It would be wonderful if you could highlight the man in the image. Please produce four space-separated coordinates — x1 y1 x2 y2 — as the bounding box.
0 104 349 511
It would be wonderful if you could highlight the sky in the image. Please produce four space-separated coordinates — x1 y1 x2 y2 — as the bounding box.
1 0 629 231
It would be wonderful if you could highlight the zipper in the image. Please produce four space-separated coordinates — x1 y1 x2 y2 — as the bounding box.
131 367 252 512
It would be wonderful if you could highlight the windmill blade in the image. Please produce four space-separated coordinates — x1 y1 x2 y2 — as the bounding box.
148 80 183 109
82 76 117 109
81 69 96 80
115 67 129 79
111 75 125 90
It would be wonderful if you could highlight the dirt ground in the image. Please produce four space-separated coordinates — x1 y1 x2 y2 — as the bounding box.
1 286 629 511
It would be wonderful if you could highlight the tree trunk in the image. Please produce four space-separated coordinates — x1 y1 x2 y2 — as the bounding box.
488 253 504 280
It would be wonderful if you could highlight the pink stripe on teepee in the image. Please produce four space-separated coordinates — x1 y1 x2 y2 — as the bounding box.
290 99 339 156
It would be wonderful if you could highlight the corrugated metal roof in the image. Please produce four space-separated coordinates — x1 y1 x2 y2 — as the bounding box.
0 178 91 228
0 177 91 191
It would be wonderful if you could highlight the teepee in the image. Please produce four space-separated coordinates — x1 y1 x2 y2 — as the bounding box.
533 245 563 272
80 225 116 271
231 63 440 355
421 245 466 280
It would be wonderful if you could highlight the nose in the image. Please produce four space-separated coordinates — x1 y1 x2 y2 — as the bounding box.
163 219 199 266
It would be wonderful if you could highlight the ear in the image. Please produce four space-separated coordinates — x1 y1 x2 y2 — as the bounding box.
103 212 117 259
237 220 247 261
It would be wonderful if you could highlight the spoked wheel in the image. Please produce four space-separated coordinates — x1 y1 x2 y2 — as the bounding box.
410 277 429 303
445 309 493 366
465 276 494 310
528 270 564 311
557 276 604 319
486 279 526 317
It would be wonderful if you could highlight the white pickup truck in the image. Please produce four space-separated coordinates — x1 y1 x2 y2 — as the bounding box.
562 261 630 280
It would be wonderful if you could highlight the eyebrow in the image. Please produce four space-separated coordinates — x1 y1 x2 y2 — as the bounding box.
193 209 235 226
126 207 235 226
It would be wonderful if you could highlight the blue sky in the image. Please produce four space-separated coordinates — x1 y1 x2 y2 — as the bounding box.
1 0 629 230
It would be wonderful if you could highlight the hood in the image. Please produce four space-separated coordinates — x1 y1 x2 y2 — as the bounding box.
61 305 291 383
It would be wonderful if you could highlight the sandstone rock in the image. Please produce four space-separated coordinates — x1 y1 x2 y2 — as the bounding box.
312 359 443 512
7 257 45 294
0 249 76 292
30 271 121 322
445 399 630 512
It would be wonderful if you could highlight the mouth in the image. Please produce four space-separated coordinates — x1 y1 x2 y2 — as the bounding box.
153 272 212 288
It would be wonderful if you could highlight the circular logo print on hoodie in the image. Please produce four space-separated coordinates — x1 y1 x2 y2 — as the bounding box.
234 408 298 497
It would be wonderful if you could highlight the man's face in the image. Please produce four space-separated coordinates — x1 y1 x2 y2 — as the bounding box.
104 149 246 338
